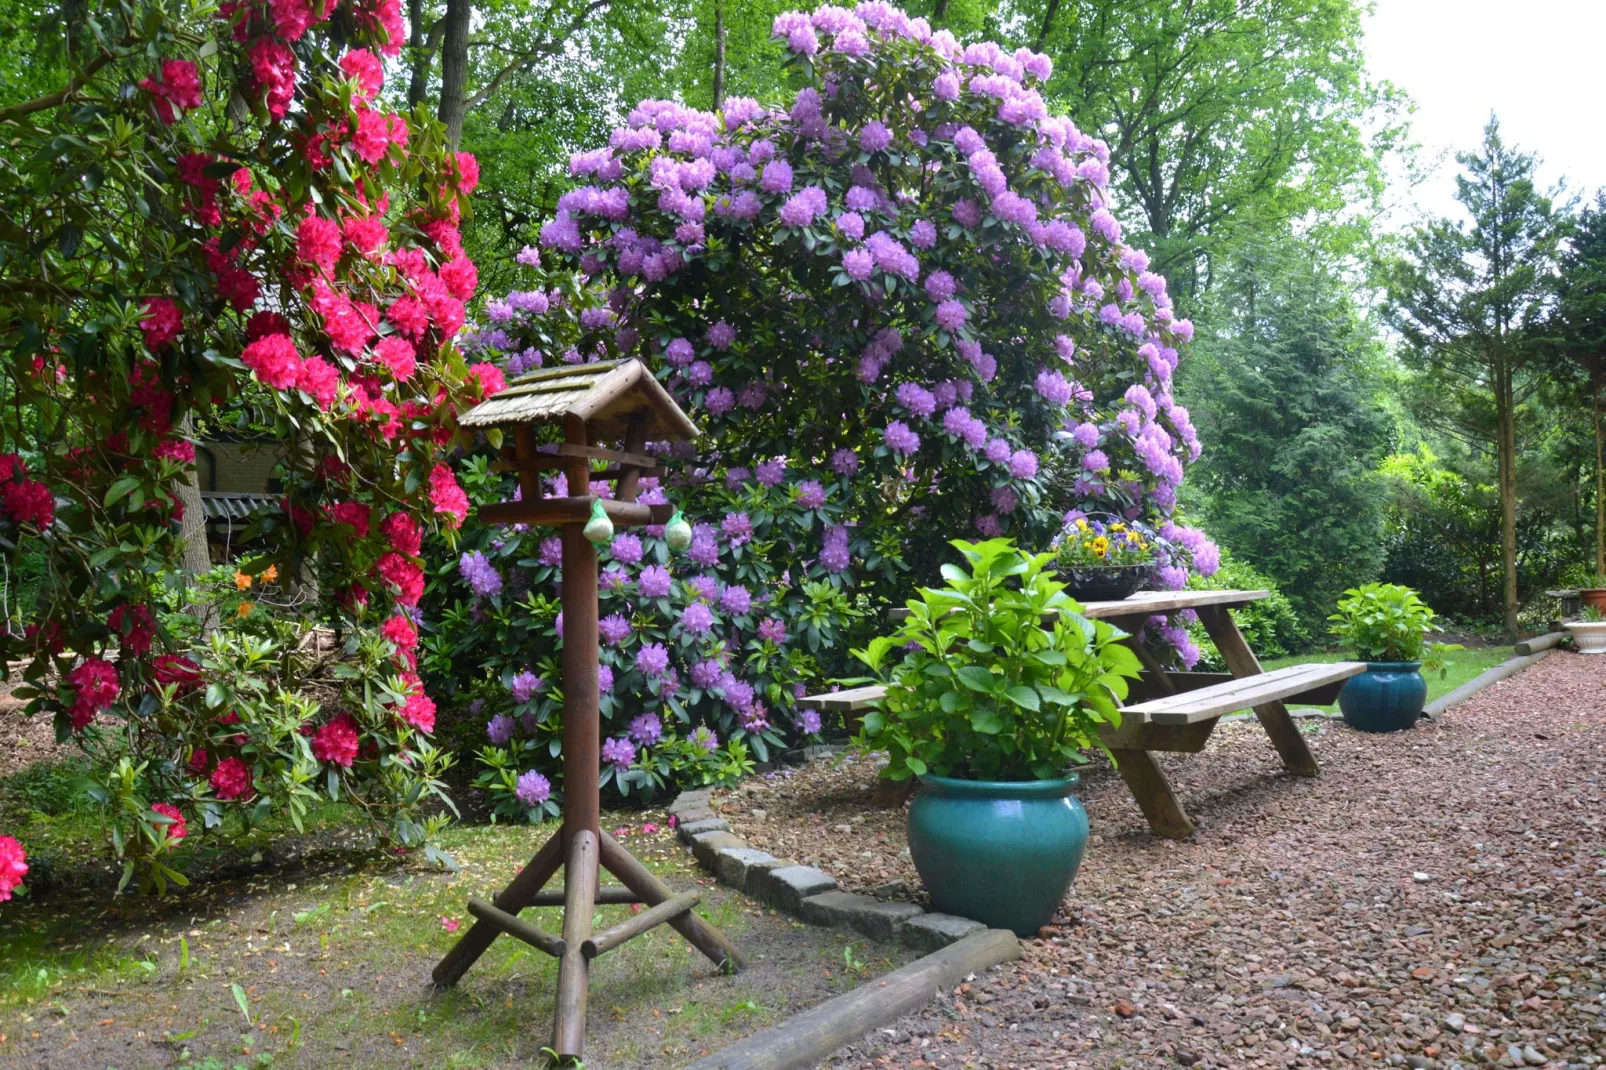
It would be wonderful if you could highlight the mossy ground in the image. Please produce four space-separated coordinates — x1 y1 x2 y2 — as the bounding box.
0 771 913 1069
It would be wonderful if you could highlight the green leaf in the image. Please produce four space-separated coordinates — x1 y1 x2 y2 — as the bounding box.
970 709 1003 734
955 665 995 692
232 983 253 1025
1004 685 1041 712
103 476 140 507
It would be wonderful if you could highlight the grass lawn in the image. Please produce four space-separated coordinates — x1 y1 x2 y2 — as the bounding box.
0 776 913 1069
1261 643 1514 712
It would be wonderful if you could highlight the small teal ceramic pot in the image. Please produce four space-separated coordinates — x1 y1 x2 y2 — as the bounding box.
1339 661 1427 733
906 774 1089 936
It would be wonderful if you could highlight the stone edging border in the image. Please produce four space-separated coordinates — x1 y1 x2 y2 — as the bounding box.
664 789 985 953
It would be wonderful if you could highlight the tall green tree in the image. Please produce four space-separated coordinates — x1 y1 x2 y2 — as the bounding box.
1013 0 1401 306
1555 191 1606 575
1384 117 1570 637
1180 238 1394 625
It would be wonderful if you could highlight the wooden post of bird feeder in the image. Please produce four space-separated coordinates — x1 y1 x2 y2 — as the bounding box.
432 359 744 1062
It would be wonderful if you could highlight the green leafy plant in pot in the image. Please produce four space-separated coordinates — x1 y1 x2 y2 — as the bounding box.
849 538 1141 935
1328 584 1461 732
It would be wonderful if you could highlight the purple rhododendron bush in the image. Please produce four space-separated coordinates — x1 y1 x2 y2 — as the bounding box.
0 0 494 892
424 1 1220 812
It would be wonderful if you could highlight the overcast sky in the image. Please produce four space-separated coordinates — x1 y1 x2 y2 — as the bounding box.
1363 0 1606 225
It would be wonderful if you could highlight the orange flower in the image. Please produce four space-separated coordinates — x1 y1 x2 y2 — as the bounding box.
234 570 252 591
261 564 279 583
236 601 254 618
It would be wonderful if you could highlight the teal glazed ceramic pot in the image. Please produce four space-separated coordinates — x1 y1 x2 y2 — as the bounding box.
906 774 1089 936
1339 661 1427 733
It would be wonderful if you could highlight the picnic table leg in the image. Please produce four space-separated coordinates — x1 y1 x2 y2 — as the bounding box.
1111 748 1195 839
1196 605 1319 778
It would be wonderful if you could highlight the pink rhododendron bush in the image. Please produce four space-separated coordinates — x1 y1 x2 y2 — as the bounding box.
426 0 1218 807
0 0 486 887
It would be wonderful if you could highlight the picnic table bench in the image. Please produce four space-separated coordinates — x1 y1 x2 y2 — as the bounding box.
800 589 1363 840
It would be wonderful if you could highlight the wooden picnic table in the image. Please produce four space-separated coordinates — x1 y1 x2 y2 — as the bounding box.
806 589 1364 839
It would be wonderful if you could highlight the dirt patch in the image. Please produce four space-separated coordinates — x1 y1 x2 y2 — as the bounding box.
719 652 1606 1068
0 819 914 1069
0 683 72 782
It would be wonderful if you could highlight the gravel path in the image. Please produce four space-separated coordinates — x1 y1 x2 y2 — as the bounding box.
718 651 1606 1069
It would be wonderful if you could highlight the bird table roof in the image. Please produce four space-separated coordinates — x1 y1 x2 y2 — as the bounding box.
458 358 699 441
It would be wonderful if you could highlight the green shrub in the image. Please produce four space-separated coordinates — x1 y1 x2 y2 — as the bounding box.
1185 553 1309 671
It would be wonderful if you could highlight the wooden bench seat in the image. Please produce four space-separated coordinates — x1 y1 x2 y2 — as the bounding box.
798 662 1364 723
1121 661 1366 724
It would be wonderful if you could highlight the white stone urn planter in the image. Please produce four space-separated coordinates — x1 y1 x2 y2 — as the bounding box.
1565 621 1606 654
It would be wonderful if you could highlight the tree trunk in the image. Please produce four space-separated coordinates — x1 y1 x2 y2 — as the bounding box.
438 0 471 149
175 421 217 632
1495 357 1519 639
712 2 726 110
407 0 431 108
1034 0 1061 50
1596 381 1604 577
932 0 949 23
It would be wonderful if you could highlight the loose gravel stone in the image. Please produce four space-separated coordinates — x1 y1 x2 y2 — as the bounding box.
720 651 1606 1068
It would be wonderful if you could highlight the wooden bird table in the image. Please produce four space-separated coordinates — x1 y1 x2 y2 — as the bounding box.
433 360 745 1061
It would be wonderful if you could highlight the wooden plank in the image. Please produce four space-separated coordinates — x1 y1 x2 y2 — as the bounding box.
1129 661 1359 710
1197 605 1320 778
552 829 599 1059
491 459 666 480
543 441 659 468
528 886 639 907
599 830 747 972
477 496 673 529
432 829 565 988
888 589 1268 622
1078 589 1269 618
1122 663 1336 716
582 891 700 959
1124 662 1365 722
465 897 566 957
1110 748 1195 839
796 684 887 712
680 929 1020 1070
1097 718 1217 754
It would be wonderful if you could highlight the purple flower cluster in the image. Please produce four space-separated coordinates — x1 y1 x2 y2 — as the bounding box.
883 420 920 455
516 770 552 806
601 737 637 768
510 670 544 703
458 550 503 598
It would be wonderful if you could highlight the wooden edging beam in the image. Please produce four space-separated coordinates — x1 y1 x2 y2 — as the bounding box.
680 928 1021 1070
464 897 566 958
582 890 699 959
1514 631 1566 656
1423 649 1550 721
